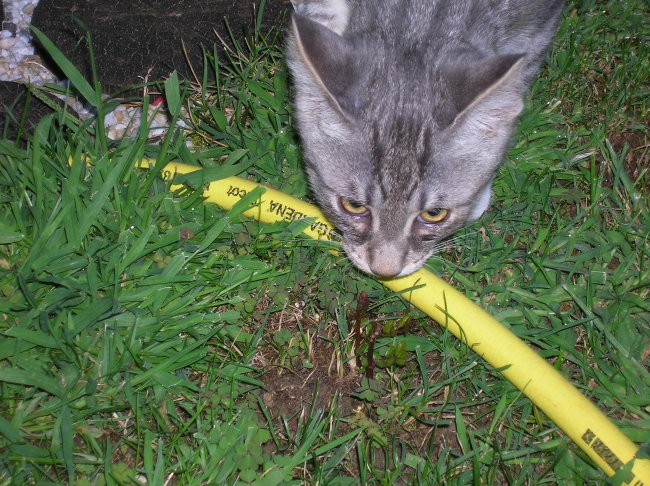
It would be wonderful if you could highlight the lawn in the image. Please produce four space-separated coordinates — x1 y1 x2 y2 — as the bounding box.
0 0 648 484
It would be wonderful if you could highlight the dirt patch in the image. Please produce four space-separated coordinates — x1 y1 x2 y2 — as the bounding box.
254 297 363 423
259 332 362 420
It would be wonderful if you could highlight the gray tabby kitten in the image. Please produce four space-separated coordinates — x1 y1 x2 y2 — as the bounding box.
287 0 565 277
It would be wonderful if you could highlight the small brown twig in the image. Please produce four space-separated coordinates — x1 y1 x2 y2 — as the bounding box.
352 291 370 368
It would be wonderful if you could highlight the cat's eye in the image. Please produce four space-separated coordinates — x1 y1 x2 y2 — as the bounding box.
419 208 449 223
340 197 369 215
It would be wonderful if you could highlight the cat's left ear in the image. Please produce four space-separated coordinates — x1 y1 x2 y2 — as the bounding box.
291 14 363 117
444 54 527 170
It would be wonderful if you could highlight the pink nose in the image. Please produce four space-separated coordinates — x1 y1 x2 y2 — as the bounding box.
367 241 405 278
369 259 402 279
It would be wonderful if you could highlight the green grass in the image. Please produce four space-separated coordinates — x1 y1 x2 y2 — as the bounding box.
1 0 648 484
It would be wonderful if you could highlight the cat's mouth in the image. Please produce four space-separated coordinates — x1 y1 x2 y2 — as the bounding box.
342 240 429 279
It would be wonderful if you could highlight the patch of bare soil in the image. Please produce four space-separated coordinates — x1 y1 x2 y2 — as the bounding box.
259 332 362 420
253 298 363 424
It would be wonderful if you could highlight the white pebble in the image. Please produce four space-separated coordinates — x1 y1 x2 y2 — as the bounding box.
0 38 16 49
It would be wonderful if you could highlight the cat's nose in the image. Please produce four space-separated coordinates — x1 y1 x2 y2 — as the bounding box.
370 265 402 279
368 250 404 278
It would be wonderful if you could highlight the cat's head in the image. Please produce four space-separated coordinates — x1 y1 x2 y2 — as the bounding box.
288 13 527 278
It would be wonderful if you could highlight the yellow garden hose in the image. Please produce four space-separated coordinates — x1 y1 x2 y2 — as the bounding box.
148 158 649 483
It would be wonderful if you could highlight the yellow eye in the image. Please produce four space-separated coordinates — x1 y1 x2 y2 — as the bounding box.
340 197 368 215
420 208 449 223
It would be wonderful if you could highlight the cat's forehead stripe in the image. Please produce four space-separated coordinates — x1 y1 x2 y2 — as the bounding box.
370 125 384 176
417 126 433 182
371 122 434 202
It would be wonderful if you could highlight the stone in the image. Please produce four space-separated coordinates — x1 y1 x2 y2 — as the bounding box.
31 0 289 91
0 37 16 49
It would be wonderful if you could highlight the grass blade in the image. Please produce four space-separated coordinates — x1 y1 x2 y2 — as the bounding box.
31 27 99 107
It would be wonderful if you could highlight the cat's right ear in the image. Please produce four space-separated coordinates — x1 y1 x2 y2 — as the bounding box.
291 14 361 117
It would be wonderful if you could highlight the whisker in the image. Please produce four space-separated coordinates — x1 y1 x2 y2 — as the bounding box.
430 230 481 253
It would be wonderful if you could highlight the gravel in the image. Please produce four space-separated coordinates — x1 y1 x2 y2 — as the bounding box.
1 0 56 84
